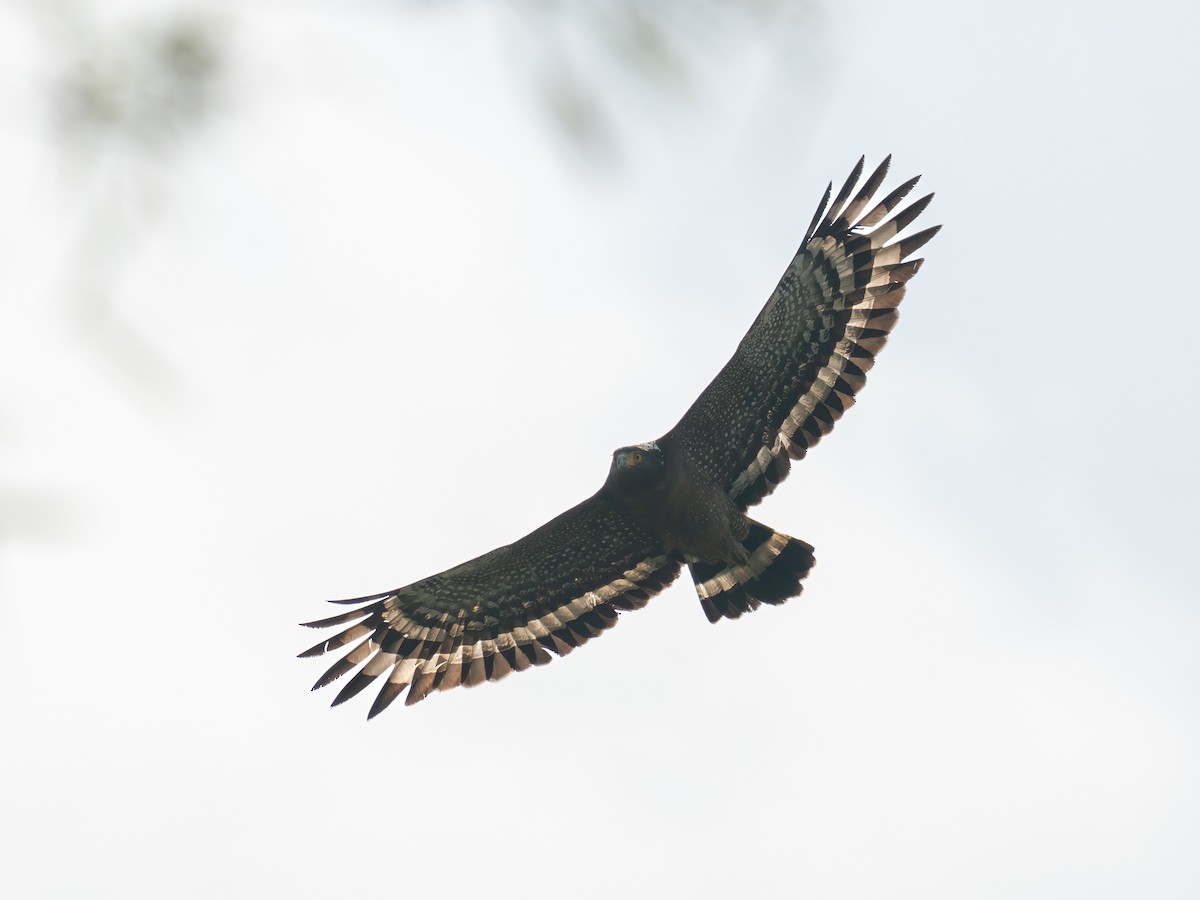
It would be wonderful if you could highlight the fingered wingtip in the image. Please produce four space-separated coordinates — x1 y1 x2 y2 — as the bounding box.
328 595 375 606
297 638 331 658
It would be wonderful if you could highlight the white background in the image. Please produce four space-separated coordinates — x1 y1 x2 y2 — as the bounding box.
2 1 1197 897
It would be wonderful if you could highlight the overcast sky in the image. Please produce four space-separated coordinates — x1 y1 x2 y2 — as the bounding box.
2 1 1198 897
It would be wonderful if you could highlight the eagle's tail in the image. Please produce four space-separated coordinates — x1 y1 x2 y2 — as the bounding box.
688 520 815 623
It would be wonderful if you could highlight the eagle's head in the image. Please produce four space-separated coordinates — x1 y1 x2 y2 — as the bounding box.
606 441 666 495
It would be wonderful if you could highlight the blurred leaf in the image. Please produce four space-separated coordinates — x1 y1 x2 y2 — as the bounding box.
53 11 224 152
419 0 823 160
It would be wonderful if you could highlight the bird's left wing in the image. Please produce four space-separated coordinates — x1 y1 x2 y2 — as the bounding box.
667 156 939 509
300 493 680 717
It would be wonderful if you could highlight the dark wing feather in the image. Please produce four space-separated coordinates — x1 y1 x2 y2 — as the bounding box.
666 156 939 509
299 494 680 717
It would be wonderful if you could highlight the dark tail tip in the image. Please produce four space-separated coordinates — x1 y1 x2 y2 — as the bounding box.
690 521 815 623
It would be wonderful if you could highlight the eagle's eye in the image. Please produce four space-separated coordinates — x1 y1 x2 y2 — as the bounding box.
626 450 644 466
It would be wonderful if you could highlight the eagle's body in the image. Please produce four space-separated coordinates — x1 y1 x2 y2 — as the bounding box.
604 438 749 567
300 156 939 716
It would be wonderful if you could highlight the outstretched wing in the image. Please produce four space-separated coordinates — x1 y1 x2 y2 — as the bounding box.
300 494 681 717
666 156 939 509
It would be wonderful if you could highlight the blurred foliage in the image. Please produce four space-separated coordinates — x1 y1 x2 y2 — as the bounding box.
17 5 228 421
43 6 224 152
34 0 817 162
495 0 821 159
19 0 817 416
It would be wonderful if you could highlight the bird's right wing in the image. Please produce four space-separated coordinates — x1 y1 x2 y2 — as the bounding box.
299 494 680 717
667 156 938 509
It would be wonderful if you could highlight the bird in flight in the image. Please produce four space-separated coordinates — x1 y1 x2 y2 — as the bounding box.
300 156 938 717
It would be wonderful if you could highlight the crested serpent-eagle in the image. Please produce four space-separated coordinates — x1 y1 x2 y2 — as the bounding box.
299 156 939 717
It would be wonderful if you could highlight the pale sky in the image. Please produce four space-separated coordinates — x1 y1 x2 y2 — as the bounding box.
2 1 1198 897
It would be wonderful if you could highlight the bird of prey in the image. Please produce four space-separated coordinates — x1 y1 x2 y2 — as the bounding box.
300 156 938 717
